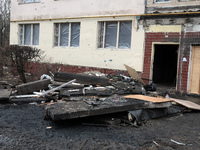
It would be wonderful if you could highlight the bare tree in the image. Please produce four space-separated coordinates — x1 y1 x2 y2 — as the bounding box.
0 0 10 75
0 0 10 47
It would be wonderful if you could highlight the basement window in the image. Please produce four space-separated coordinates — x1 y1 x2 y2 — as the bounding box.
19 24 40 46
19 0 41 4
54 22 80 47
154 0 171 3
98 21 132 49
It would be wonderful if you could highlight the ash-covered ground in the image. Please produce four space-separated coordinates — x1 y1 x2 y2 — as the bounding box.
0 103 200 150
0 74 200 149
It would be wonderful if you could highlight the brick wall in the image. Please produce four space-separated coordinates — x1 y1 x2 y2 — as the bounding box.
142 31 200 93
26 62 128 80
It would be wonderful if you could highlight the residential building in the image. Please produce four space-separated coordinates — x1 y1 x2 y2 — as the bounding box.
141 0 200 94
10 0 145 74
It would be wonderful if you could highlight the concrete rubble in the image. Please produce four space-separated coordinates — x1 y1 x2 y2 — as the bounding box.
0 66 200 126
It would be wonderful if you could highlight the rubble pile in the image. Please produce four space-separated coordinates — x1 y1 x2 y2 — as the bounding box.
0 65 199 127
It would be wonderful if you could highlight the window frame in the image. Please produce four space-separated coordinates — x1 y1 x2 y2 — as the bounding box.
18 0 41 4
154 0 171 3
97 21 132 50
53 22 81 48
19 24 40 46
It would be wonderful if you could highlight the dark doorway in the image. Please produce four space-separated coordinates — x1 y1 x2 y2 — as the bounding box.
153 44 178 86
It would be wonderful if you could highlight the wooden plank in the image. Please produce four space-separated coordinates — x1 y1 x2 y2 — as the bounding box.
124 64 146 85
124 95 171 103
190 46 200 94
171 98 200 111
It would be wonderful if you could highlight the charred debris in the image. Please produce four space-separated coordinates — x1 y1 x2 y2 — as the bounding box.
0 64 199 127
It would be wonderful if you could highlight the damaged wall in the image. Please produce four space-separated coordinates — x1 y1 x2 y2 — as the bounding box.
147 0 200 14
11 0 144 21
141 14 200 93
10 16 145 71
10 0 146 72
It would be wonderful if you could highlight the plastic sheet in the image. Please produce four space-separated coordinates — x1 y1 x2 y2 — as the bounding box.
60 23 69 46
118 21 132 49
23 0 32 3
129 106 184 123
70 23 80 47
155 0 171 2
33 24 39 45
24 24 31 45
105 22 117 48
54 23 80 47
98 21 132 49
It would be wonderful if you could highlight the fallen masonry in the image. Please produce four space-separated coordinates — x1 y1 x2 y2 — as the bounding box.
45 96 175 121
0 68 200 126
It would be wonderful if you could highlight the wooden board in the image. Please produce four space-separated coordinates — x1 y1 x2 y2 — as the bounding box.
190 46 200 94
124 95 171 103
171 98 200 111
124 64 146 85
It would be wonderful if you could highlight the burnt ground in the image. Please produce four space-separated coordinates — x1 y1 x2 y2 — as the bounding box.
0 74 200 149
0 103 200 150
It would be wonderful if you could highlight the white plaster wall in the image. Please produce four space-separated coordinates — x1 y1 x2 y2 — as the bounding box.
10 17 145 71
11 0 145 21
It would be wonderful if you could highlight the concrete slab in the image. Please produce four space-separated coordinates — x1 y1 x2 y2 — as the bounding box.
0 89 11 101
17 79 51 95
46 97 171 121
45 98 148 121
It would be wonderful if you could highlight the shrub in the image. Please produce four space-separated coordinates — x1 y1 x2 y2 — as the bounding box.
4 45 44 83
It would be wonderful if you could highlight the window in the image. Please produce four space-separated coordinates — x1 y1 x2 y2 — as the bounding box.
19 24 40 46
98 21 132 49
54 22 80 47
154 0 171 3
179 0 200 1
19 0 41 4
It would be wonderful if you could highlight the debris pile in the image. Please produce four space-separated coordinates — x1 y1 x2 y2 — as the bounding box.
0 64 199 127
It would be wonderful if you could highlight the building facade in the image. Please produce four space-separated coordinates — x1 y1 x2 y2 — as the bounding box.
141 0 200 94
10 0 145 73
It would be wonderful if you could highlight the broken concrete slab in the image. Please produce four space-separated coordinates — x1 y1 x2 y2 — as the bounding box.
54 72 110 86
0 89 11 101
17 79 52 95
8 97 46 103
45 98 147 121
